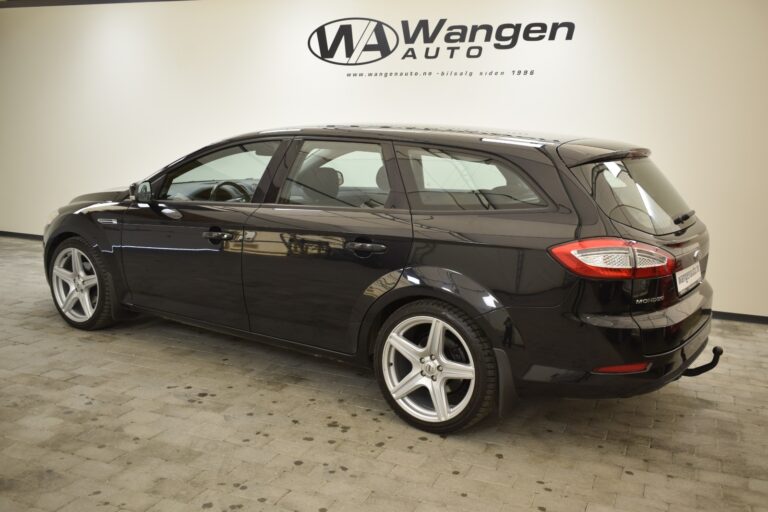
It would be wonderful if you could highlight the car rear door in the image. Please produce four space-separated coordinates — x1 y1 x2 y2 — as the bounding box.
242 137 413 354
121 139 288 330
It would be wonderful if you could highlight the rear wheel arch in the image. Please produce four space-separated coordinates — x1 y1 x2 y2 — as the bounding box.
357 267 520 419
362 293 437 358
357 267 508 360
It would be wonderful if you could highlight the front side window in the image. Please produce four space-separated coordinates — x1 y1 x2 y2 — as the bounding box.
396 146 546 211
162 140 280 202
278 141 390 208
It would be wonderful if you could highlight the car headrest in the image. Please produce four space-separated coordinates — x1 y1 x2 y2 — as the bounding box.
376 166 390 192
297 166 340 202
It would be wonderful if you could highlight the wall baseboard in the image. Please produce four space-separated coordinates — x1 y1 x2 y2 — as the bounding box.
0 230 43 241
713 311 768 325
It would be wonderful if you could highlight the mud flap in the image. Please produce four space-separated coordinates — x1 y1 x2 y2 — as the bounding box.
494 348 517 417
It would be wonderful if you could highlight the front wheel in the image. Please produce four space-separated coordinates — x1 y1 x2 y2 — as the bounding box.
49 237 118 330
374 300 497 433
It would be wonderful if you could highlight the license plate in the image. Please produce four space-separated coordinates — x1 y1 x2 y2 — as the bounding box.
675 261 702 295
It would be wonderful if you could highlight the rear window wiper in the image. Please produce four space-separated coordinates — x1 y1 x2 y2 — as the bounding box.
673 209 695 224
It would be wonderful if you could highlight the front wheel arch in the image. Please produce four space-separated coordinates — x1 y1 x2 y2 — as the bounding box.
44 231 79 282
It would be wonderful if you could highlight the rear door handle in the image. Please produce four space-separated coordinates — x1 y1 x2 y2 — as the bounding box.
202 231 234 241
345 241 387 253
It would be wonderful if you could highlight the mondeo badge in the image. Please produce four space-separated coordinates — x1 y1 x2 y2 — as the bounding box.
308 18 399 65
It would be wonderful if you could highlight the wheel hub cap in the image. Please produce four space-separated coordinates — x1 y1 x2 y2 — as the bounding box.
421 359 440 377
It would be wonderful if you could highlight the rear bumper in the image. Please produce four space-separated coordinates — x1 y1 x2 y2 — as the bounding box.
481 277 715 400
514 316 712 398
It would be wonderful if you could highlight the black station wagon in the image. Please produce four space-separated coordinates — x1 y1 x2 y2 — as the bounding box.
43 125 722 432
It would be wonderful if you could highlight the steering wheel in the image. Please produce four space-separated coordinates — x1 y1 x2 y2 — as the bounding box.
210 181 251 202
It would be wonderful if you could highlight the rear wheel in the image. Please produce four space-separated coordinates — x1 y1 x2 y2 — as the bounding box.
49 237 117 330
374 300 497 433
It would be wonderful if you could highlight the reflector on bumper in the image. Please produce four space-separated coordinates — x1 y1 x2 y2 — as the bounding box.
592 362 651 374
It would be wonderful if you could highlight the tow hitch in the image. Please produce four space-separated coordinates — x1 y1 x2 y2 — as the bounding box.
682 346 723 377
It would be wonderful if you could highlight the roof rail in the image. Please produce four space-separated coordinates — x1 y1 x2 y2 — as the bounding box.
481 137 544 148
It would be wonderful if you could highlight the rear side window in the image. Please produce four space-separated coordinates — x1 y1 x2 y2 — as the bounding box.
396 145 546 211
278 141 391 208
572 158 692 235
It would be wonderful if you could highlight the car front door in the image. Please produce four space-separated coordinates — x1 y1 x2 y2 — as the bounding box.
242 138 413 354
121 139 288 330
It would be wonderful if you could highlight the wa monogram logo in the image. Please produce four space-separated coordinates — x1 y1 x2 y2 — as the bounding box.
308 18 400 66
308 16 576 66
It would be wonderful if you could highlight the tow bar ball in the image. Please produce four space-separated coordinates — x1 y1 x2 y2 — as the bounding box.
683 346 724 377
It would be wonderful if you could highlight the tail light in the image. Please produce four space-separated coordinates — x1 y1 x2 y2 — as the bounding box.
549 238 676 279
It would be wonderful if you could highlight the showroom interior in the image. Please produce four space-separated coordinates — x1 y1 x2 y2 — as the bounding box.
1 0 767 511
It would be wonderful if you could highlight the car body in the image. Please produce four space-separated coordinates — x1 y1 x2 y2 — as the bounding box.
43 125 719 432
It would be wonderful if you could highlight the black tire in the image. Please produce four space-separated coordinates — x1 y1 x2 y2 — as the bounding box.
374 299 497 434
48 236 119 330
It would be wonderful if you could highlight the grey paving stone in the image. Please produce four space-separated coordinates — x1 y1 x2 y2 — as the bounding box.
0 236 767 511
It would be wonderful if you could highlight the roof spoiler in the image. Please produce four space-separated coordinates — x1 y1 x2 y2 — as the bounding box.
570 148 651 167
557 139 651 168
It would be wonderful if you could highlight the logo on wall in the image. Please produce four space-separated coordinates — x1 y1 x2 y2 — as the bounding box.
308 17 575 66
308 18 399 65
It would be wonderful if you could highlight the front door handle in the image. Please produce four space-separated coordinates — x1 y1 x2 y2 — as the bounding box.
345 241 387 254
161 208 182 220
202 231 234 241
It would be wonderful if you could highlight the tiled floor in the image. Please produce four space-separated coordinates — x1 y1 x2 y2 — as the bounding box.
0 236 767 512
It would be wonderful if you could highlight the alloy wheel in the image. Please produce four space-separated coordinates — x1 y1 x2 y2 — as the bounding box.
51 247 99 323
382 315 476 422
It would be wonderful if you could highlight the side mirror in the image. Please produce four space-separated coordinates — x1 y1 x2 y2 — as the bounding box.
135 181 153 203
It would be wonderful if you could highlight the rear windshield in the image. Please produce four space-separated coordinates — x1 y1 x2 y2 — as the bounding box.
572 158 692 235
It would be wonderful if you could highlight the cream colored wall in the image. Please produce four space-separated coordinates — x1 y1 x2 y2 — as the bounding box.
0 0 766 316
